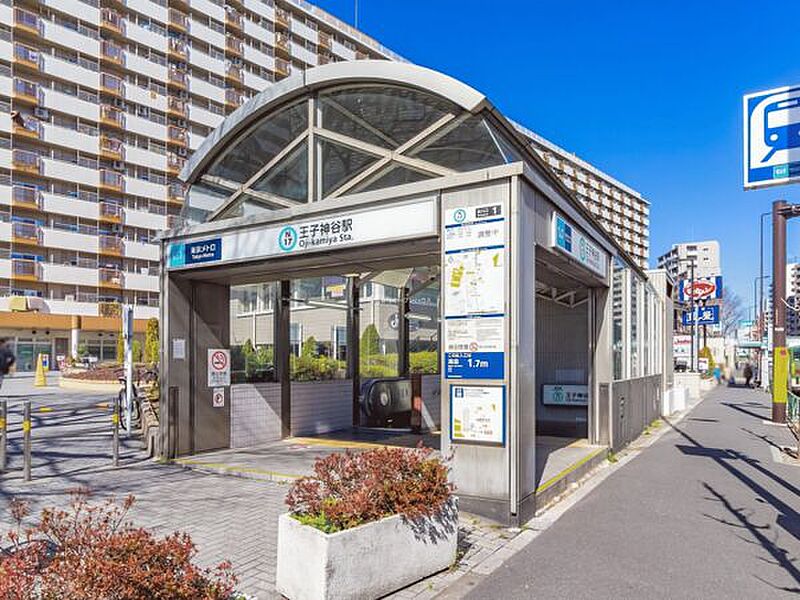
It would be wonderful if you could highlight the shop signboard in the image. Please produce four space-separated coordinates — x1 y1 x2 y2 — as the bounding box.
674 334 692 357
168 197 437 269
207 349 230 387
551 214 608 278
443 201 506 380
449 385 505 445
678 276 723 302
682 305 720 326
743 84 800 189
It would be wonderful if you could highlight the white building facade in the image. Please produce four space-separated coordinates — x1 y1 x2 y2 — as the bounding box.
657 240 721 281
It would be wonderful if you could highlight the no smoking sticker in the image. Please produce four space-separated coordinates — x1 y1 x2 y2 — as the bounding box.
207 348 231 387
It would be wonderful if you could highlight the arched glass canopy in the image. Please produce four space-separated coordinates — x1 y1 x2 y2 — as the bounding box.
183 73 525 223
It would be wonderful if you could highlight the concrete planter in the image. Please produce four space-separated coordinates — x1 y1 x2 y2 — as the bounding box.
276 499 458 600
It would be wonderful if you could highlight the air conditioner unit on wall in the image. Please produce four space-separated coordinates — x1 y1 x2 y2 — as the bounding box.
33 107 49 119
176 147 187 157
112 98 126 109
112 161 125 171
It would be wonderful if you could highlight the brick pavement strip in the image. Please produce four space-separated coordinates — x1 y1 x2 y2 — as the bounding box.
0 383 716 600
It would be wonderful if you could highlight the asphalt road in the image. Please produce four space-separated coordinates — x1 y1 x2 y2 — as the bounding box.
465 386 800 600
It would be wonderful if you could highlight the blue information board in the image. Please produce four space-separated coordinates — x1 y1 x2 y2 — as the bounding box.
169 238 222 267
444 352 504 379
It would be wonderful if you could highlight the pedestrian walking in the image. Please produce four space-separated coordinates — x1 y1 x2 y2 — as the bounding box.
713 365 721 385
743 362 753 388
0 338 15 390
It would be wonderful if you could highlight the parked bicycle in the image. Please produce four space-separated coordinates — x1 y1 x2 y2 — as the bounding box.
116 366 158 429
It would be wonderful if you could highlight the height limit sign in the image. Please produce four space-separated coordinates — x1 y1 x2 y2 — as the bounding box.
208 348 231 387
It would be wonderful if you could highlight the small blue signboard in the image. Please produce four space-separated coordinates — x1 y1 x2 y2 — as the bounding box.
744 84 800 189
444 352 504 380
682 305 720 326
169 238 222 268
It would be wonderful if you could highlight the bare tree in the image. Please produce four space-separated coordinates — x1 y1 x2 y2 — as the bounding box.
719 286 745 338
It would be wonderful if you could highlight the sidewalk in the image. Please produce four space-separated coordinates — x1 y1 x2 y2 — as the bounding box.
462 385 800 600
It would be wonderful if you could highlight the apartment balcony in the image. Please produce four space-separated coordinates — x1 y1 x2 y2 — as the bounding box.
317 53 333 65
275 32 291 58
11 186 41 211
100 40 125 66
168 38 188 61
166 214 182 229
274 58 290 79
275 8 291 30
13 8 41 36
167 183 185 204
167 152 186 175
167 96 188 118
167 125 188 147
99 169 125 193
225 88 242 108
100 8 125 36
12 259 39 282
11 222 39 245
225 7 243 31
100 72 125 97
99 135 124 160
98 267 123 289
99 234 123 257
225 63 242 84
355 50 369 60
167 67 188 90
13 78 39 104
100 105 125 129
13 44 40 70
12 149 41 175
99 201 123 224
169 9 189 32
99 300 122 317
12 115 41 139
226 36 243 57
318 31 331 51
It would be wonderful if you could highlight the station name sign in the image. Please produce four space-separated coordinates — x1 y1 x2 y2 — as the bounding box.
551 214 608 278
167 197 437 270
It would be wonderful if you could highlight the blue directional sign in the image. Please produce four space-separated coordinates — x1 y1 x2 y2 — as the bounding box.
444 352 504 380
744 84 800 188
682 305 720 326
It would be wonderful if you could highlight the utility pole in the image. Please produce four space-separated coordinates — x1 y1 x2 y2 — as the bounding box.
771 199 800 423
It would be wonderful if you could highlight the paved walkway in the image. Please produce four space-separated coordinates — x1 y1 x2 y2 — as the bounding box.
464 386 800 600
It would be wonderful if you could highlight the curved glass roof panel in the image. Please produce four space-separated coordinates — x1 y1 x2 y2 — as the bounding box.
319 86 459 149
319 138 381 197
206 101 308 184
410 115 520 172
355 163 436 194
251 143 308 202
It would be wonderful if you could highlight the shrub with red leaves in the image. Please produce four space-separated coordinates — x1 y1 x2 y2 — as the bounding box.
285 446 454 532
0 490 238 600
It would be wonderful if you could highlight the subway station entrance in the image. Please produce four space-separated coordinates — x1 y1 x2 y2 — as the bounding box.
160 62 664 523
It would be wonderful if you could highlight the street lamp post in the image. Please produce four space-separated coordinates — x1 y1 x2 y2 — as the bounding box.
677 256 698 372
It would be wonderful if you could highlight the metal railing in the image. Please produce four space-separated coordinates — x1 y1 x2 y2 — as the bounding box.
12 221 39 241
100 104 125 127
14 8 40 32
99 233 123 253
101 72 124 94
12 258 38 278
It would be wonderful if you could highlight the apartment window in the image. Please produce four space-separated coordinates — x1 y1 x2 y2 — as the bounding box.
53 148 76 163
209 46 225 60
77 88 97 103
208 20 225 34
53 114 77 129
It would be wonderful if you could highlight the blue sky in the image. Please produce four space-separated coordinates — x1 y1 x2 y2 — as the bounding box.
312 0 800 309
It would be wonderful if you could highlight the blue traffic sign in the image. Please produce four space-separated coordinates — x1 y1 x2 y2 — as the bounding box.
682 305 720 326
744 84 800 189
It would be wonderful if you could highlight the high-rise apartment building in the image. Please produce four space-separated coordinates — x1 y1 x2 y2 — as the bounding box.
513 124 650 268
0 0 398 369
657 240 721 282
0 0 651 370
